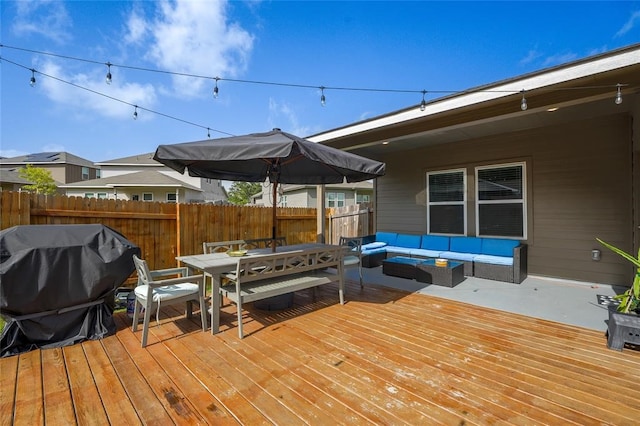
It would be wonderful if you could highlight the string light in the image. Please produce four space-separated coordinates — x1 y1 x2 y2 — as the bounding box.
133 105 138 120
320 86 326 106
615 84 622 105
105 62 112 84
29 69 36 87
420 90 427 111
213 77 219 98
207 128 211 138
520 89 528 111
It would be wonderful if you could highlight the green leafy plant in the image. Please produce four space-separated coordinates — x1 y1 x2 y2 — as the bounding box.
597 238 640 314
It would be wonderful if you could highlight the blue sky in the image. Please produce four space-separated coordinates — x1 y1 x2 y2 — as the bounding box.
1 1 639 163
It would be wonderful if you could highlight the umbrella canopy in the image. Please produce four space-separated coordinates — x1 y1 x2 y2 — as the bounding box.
154 129 386 249
154 128 385 184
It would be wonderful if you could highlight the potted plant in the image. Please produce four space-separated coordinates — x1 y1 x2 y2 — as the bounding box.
596 238 640 350
596 238 640 314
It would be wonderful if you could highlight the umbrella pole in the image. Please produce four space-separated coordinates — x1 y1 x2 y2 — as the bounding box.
272 182 278 252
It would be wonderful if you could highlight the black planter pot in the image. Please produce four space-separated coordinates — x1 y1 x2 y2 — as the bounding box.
607 305 640 351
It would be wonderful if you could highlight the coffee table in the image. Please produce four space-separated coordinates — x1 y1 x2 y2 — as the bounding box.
416 259 465 287
382 256 422 279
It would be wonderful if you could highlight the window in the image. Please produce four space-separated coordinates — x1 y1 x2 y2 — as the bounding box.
279 195 288 207
356 194 370 203
476 163 526 238
84 192 94 198
326 192 345 208
142 193 153 202
427 169 466 235
96 169 101 179
132 194 140 201
82 167 89 180
166 193 177 203
97 193 107 199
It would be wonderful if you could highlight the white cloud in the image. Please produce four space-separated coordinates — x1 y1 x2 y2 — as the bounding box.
39 61 157 120
519 49 542 66
41 143 66 153
542 52 578 67
268 98 311 137
129 0 254 98
615 10 640 37
12 0 72 44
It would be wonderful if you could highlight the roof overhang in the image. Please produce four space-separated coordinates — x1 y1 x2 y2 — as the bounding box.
308 43 640 156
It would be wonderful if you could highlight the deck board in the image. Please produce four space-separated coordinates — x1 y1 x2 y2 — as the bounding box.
1 280 639 425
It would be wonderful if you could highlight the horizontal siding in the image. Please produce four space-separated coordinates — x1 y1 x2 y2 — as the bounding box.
378 113 633 285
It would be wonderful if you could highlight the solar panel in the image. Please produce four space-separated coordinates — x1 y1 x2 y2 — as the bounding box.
26 152 61 162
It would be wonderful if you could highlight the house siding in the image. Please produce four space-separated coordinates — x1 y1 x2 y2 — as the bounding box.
377 113 633 285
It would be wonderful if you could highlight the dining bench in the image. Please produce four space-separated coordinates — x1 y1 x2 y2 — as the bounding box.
220 245 345 338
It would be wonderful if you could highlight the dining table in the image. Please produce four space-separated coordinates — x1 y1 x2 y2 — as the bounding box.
176 243 333 333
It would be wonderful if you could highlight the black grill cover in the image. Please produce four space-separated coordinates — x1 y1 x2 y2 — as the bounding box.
0 224 140 357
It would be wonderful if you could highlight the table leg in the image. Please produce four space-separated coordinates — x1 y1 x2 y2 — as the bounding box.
211 275 221 334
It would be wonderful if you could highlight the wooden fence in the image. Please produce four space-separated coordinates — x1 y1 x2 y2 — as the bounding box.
1 192 374 273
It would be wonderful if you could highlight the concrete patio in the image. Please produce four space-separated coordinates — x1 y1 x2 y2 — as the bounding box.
350 266 625 332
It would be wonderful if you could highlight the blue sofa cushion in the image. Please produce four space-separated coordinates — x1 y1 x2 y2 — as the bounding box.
439 251 477 262
420 235 450 251
449 236 483 254
362 241 387 250
473 254 514 266
410 248 442 258
385 246 414 256
395 233 421 249
376 232 398 246
362 247 387 255
481 238 519 257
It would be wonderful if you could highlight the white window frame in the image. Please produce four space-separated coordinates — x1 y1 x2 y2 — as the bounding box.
426 168 467 236
475 162 527 239
142 193 153 202
356 194 370 203
279 195 288 207
166 192 177 203
84 192 94 198
81 166 89 180
132 194 140 201
326 192 345 208
97 192 107 199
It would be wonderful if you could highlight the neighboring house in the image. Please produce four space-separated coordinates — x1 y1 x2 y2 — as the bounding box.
90 152 227 203
60 170 203 203
0 170 33 192
250 181 373 208
0 152 99 184
309 43 640 287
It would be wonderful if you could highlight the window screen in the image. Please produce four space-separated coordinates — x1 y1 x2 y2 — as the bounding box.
476 163 525 238
427 169 465 235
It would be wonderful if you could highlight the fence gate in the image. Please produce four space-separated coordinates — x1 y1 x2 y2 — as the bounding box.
328 203 373 244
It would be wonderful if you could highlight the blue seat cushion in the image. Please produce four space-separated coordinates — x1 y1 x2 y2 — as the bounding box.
395 233 421 249
385 246 414 256
362 247 387 255
439 251 477 262
410 248 442 258
473 254 514 266
481 238 519 257
420 235 450 251
449 236 483 254
376 232 398 246
362 241 387 250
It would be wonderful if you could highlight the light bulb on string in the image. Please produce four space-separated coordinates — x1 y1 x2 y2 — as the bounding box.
133 105 138 120
105 62 112 85
30 69 36 87
213 77 219 98
207 128 211 138
615 84 622 105
420 90 427 111
320 86 326 106
520 90 528 111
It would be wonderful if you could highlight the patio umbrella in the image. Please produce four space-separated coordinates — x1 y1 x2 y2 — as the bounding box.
154 128 385 250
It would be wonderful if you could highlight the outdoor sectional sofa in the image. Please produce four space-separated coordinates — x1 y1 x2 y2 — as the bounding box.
361 232 527 284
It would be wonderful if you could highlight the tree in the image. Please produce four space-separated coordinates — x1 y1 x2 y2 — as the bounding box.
18 164 58 195
227 181 262 205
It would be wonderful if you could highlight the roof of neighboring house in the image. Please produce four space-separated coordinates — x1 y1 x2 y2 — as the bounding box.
0 169 33 185
59 170 201 191
95 152 160 166
251 181 373 199
0 152 95 168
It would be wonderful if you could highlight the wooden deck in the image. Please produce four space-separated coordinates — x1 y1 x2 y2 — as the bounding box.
2 280 640 425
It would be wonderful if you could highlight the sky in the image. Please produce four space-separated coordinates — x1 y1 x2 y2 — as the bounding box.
1 1 639 163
